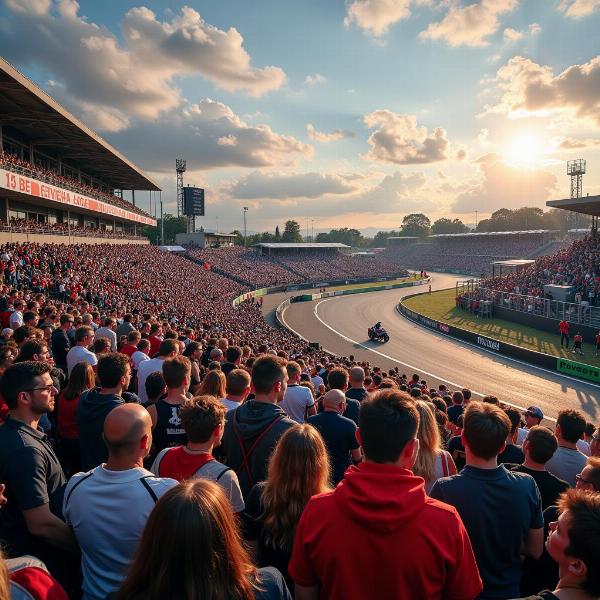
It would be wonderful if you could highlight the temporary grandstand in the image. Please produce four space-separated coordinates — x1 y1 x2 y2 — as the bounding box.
0 57 158 244
252 242 349 256
547 194 600 234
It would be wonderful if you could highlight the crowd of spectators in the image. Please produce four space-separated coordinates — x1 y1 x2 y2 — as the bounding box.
0 240 598 600
0 150 152 219
0 218 143 240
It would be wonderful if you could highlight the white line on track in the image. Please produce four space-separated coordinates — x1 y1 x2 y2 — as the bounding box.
307 297 567 423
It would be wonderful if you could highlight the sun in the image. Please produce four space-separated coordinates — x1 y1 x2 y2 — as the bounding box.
503 132 546 167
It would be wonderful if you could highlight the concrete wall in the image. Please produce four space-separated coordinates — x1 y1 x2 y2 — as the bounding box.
0 232 149 245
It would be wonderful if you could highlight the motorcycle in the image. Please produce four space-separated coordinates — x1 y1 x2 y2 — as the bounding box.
368 326 389 343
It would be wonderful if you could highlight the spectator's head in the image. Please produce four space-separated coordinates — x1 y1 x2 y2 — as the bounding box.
0 361 55 414
103 403 152 464
575 457 600 493
482 395 499 406
13 325 36 346
162 355 191 391
591 427 600 458
546 490 600 597
524 426 558 466
127 330 141 345
23 310 38 327
251 355 287 402
93 337 111 356
180 395 226 446
198 369 226 399
137 339 151 355
462 388 472 404
349 366 365 388
97 353 131 391
209 348 224 363
504 407 521 438
14 340 50 363
145 371 166 404
322 389 346 413
286 360 302 384
451 391 463 406
225 369 251 401
358 389 419 467
63 361 96 401
158 339 179 358
60 313 74 330
225 346 242 365
523 405 544 428
328 367 349 392
556 409 587 445
412 400 441 483
462 401 510 461
117 479 258 600
75 325 94 347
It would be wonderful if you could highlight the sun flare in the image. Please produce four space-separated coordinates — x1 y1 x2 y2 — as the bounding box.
504 132 546 167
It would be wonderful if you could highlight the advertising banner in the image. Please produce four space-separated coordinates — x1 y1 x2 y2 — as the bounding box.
556 358 600 384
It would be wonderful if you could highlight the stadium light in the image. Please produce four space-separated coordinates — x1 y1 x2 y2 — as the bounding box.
243 206 248 247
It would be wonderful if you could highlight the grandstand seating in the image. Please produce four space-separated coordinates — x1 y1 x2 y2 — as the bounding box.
0 218 144 240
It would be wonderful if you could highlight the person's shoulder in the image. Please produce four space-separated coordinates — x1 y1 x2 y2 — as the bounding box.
139 471 179 494
64 467 99 497
255 567 290 600
423 495 464 523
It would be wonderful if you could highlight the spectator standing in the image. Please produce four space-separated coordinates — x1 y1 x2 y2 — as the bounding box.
289 389 482 600
9 300 24 330
510 426 569 510
117 479 291 600
574 456 600 492
131 338 150 372
307 389 361 485
221 368 251 411
326 367 360 425
222 345 242 377
94 317 117 352
136 339 178 405
545 410 588 487
120 330 140 358
147 323 163 358
51 314 73 373
345 366 367 402
66 326 97 376
430 401 544 599
280 361 316 424
498 407 525 465
447 391 464 425
222 356 295 498
115 313 135 340
77 353 132 471
64 404 177 600
559 319 570 349
151 395 244 511
517 406 544 446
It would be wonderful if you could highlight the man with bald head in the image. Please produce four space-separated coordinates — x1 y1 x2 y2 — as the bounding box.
63 404 177 600
346 366 368 403
308 389 362 484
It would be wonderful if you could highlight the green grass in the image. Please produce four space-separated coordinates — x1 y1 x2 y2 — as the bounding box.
404 288 600 367
325 275 418 292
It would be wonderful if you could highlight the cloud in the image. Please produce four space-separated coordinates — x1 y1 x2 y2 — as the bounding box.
420 0 518 47
503 27 523 42
306 123 355 143
456 148 467 160
452 153 557 213
222 170 358 199
108 98 312 171
482 55 600 126
344 0 412 36
558 137 600 149
305 73 327 86
558 0 600 18
363 110 450 164
528 22 541 34
0 1 286 131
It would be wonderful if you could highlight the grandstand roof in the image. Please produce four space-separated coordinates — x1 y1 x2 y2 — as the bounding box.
253 243 349 249
491 259 535 267
0 57 160 191
430 230 557 238
546 194 600 216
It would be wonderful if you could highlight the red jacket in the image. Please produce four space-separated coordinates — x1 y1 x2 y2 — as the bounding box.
289 462 482 600
559 321 570 334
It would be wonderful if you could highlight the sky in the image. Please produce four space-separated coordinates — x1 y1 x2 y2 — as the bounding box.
1 0 599 235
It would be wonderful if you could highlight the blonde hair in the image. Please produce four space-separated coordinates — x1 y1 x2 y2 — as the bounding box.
412 400 442 485
261 425 331 551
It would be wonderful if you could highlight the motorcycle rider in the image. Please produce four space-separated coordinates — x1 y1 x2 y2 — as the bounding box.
373 322 384 337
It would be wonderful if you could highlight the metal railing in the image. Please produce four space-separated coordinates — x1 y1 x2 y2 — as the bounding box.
0 224 145 241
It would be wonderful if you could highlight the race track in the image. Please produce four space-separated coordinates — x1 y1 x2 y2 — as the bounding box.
275 272 600 422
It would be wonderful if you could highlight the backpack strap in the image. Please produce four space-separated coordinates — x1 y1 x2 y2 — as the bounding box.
215 465 232 482
232 412 284 487
64 471 94 506
139 476 159 502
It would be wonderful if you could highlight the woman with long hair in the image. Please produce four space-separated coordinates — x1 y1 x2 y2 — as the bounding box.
242 424 331 588
57 361 95 477
197 368 226 399
413 400 457 494
118 479 291 600
183 341 202 394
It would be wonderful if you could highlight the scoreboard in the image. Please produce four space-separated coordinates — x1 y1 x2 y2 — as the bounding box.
183 187 205 216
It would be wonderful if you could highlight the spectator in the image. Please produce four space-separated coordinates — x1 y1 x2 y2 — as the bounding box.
136 338 178 405
115 313 135 340
574 456 600 492
345 366 367 402
413 400 457 493
590 426 600 457
120 330 140 358
147 323 163 358
289 389 482 599
131 338 151 372
515 490 600 600
142 371 166 409
64 404 177 600
559 319 570 349
9 300 24 330
222 355 295 498
243 424 331 590
518 406 545 445
546 410 588 487
51 313 73 373
222 368 251 411
430 401 544 599
197 368 226 400
326 367 359 425
447 390 464 425
151 395 244 511
94 317 117 352
77 353 132 471
498 407 525 465
222 345 242 377
307 389 361 485
2 551 68 600
66 326 97 376
280 361 316 424
0 362 78 592
511 426 569 509
117 479 291 600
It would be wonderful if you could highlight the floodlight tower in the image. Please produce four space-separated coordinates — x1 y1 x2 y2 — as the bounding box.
175 158 186 218
567 159 586 199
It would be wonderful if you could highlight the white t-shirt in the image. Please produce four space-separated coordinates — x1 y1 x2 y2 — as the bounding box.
311 375 324 389
137 357 165 404
577 438 591 456
9 310 23 330
66 345 98 376
94 327 117 352
281 384 315 424
131 350 150 370
221 397 241 412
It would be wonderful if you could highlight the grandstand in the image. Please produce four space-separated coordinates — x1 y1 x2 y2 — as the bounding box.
0 58 157 244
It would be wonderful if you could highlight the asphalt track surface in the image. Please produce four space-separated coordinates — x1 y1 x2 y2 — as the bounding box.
270 272 600 423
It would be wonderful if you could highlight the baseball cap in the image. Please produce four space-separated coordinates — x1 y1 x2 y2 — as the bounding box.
524 406 544 420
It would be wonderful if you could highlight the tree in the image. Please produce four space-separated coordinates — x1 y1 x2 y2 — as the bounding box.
139 214 186 245
325 227 364 247
282 220 303 243
372 230 402 247
400 213 431 237
274 225 281 240
431 218 469 235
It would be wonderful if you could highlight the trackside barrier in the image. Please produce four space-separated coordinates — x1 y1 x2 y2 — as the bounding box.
397 291 598 385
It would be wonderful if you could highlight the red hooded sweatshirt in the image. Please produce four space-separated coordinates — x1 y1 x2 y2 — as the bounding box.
289 462 482 600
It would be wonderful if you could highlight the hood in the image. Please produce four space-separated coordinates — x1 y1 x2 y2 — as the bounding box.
334 462 427 533
77 388 123 422
232 400 286 439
